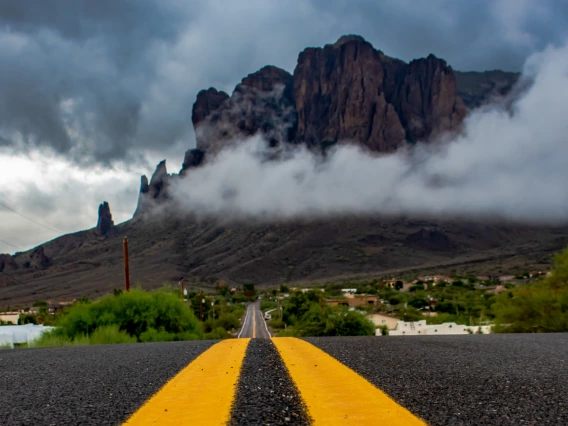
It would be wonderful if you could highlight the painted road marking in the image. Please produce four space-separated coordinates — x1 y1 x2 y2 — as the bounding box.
252 305 257 338
237 305 250 338
273 338 426 425
123 339 250 425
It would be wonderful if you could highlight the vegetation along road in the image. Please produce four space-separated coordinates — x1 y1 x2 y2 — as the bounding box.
1 334 567 425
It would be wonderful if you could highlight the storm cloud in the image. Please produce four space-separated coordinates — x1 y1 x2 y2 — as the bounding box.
1 0 568 254
0 0 567 164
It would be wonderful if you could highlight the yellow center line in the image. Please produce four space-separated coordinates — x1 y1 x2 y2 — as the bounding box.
252 305 257 338
273 338 426 425
123 339 250 425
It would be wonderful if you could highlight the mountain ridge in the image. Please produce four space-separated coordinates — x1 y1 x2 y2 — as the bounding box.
0 35 540 306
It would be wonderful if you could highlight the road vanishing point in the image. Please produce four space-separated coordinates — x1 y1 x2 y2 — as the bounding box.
0 306 566 425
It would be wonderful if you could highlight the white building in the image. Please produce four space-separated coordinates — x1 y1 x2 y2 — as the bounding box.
380 320 492 336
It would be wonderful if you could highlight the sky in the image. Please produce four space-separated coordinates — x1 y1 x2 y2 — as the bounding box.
1 0 568 253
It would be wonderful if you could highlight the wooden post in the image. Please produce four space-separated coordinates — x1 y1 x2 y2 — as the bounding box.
123 237 130 292
200 291 204 322
180 278 185 299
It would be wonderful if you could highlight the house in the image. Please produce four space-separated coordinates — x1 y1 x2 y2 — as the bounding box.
474 284 507 295
385 320 492 336
327 294 378 308
366 313 400 330
0 311 20 325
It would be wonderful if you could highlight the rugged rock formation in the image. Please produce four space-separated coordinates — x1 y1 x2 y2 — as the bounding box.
29 246 50 269
133 161 170 217
95 201 115 236
394 55 466 143
293 35 406 152
0 254 18 271
191 35 467 157
180 148 205 176
455 70 520 109
404 228 456 251
192 65 297 153
293 36 465 151
191 88 229 128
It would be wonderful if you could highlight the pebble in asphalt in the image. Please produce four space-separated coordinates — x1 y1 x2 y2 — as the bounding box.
230 338 311 426
307 334 568 426
0 340 215 426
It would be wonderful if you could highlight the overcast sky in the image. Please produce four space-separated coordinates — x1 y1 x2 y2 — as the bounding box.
1 0 568 254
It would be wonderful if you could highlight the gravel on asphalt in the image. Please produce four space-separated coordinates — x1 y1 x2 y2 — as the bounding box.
230 338 311 425
306 334 568 426
0 340 215 426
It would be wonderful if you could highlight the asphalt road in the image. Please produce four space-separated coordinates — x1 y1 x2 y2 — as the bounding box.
230 339 310 425
1 334 566 425
238 300 271 339
307 334 568 425
0 340 215 426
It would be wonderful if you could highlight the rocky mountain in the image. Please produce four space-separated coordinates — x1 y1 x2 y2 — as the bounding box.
1 35 556 307
192 35 467 155
455 70 520 109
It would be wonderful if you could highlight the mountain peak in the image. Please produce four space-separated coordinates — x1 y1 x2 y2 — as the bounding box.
95 201 115 236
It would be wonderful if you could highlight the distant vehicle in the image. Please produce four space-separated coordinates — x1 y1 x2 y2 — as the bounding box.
264 313 271 320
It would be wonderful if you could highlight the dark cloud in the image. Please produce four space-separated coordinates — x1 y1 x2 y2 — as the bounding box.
0 0 566 165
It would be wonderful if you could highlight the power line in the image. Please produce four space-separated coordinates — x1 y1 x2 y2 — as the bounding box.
0 239 23 250
0 201 62 234
0 269 25 285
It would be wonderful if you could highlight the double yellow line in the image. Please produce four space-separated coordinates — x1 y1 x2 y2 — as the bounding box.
124 338 426 425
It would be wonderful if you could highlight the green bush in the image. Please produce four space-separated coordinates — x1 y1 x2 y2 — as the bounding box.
205 327 230 339
89 325 137 345
48 288 201 344
268 319 285 329
493 248 568 333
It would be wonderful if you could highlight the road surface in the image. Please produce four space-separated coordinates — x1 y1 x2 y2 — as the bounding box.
237 300 271 339
0 334 566 425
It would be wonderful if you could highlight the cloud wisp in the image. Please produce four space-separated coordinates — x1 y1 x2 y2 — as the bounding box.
172 43 568 224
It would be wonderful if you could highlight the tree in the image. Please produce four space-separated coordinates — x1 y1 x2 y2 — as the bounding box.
493 247 568 333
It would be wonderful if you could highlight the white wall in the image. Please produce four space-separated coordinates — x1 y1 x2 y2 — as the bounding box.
380 320 492 336
0 324 55 348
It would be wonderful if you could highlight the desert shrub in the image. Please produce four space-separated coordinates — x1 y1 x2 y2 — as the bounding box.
53 288 201 343
89 325 137 345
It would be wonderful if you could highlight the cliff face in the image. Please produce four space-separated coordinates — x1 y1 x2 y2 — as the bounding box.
192 65 297 153
394 55 466 143
293 37 466 151
191 35 466 157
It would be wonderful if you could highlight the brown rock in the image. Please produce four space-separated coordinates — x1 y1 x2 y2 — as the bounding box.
95 201 115 236
293 35 466 151
293 35 406 152
191 88 229 128
395 54 466 143
192 66 297 153
180 148 205 176
0 254 18 272
29 245 50 269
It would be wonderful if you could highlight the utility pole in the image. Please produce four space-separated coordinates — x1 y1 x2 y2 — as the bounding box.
200 291 204 322
123 237 130 292
179 278 185 299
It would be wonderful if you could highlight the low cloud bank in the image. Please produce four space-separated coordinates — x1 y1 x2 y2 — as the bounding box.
172 43 568 224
